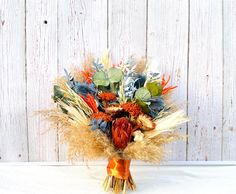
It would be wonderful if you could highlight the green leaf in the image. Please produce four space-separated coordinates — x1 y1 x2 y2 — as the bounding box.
146 82 162 96
135 87 151 101
92 71 110 86
53 85 64 100
59 105 68 114
107 67 123 83
136 99 150 114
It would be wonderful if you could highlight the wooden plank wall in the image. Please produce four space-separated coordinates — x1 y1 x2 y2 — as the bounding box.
0 0 235 162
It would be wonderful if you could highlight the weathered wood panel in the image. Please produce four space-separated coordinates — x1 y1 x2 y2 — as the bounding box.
222 0 236 160
26 0 58 161
108 0 147 62
1 0 236 162
57 0 108 161
187 0 223 160
147 0 189 160
0 0 28 161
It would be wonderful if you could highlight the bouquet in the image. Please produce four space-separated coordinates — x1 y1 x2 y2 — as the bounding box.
44 53 188 194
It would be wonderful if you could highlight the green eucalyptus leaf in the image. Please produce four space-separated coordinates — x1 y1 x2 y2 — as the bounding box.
136 99 150 114
92 71 110 86
135 87 151 101
146 82 162 96
107 67 123 83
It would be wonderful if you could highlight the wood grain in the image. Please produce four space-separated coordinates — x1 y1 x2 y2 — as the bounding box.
222 0 236 160
57 0 108 161
108 0 147 62
187 0 223 160
26 0 58 161
147 0 189 160
1 0 236 162
0 0 28 161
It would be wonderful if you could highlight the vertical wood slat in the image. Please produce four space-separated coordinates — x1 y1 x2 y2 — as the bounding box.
57 0 108 161
108 0 147 62
0 0 28 161
26 0 58 161
187 0 223 160
222 0 236 160
147 0 189 160
1 0 236 162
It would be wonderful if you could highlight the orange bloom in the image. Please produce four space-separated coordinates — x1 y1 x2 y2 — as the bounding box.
80 64 95 84
91 112 112 122
112 117 134 150
121 102 142 118
80 94 98 113
98 92 117 101
161 74 177 95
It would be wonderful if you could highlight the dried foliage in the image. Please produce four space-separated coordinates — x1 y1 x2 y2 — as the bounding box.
123 133 183 163
43 55 188 164
146 110 189 138
42 106 185 163
42 107 118 162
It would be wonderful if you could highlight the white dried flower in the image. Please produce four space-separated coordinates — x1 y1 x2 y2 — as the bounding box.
132 130 144 142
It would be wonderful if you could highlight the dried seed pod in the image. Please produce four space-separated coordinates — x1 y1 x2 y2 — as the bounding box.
137 114 156 131
105 105 123 114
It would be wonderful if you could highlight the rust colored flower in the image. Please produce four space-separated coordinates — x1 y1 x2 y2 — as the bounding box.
98 92 117 101
112 117 134 150
161 74 177 95
121 102 142 118
91 112 112 122
80 94 98 113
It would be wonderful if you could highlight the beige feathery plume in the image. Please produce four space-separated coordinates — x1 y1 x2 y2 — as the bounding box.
54 77 68 91
145 110 189 138
71 66 84 82
123 139 165 163
42 105 118 162
100 50 112 69
71 54 95 82
134 57 147 73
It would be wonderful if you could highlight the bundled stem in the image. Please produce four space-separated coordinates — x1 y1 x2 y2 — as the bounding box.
103 175 135 194
103 158 136 194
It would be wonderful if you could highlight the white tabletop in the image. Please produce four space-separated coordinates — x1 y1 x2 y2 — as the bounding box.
0 163 236 194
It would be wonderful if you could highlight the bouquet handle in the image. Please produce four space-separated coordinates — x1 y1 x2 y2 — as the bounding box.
103 158 135 194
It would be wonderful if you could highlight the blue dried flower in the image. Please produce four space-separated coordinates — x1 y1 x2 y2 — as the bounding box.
93 62 104 71
134 75 146 89
72 82 97 96
148 97 165 117
89 118 110 135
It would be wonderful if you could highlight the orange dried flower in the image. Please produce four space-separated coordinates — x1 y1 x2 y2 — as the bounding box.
91 112 112 122
112 117 134 150
98 92 117 101
80 94 98 113
161 74 177 95
80 64 95 84
121 102 142 118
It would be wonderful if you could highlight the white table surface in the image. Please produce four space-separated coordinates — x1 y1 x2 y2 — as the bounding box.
0 162 236 194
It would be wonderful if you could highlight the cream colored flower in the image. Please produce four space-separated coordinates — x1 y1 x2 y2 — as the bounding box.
132 130 144 142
